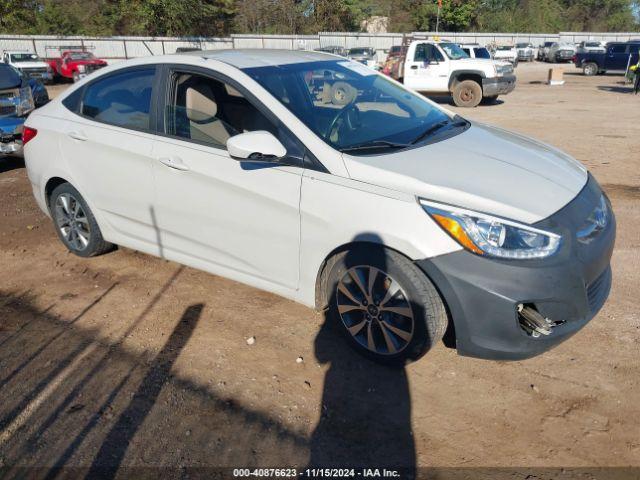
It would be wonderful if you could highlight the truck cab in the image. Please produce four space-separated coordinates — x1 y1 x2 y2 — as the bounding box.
402 40 516 107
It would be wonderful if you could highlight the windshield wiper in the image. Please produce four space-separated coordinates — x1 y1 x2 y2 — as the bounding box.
410 116 469 145
339 140 411 153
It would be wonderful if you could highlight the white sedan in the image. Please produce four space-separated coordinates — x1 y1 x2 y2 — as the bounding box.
22 50 615 364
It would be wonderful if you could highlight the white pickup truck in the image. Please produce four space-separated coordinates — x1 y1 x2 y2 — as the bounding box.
390 40 516 107
2 50 53 83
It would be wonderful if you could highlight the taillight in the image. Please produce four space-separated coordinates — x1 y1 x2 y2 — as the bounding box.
22 127 38 145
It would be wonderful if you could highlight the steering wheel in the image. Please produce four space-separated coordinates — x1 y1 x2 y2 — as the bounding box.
327 102 362 142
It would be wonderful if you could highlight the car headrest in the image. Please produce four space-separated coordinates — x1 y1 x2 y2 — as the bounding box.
185 82 218 123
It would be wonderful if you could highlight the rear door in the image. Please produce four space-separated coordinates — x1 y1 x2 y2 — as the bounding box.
606 44 630 70
58 66 159 245
404 43 448 91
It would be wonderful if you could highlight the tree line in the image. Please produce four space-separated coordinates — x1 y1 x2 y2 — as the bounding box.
1 0 639 37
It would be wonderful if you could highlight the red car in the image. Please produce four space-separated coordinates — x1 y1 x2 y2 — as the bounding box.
45 47 107 82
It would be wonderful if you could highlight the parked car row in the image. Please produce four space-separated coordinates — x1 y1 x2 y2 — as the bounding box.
2 46 108 84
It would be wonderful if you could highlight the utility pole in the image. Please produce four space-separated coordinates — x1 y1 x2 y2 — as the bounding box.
435 0 442 34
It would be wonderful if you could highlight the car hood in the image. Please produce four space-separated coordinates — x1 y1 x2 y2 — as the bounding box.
343 123 588 224
13 61 49 69
456 57 511 68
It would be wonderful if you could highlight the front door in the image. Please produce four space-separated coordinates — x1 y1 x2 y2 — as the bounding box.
404 43 448 92
150 68 303 290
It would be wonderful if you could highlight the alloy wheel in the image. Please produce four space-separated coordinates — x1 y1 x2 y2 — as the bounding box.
54 193 91 251
336 265 415 355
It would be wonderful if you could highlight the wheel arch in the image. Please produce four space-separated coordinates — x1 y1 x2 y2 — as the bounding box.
448 70 485 91
44 176 71 211
313 239 457 350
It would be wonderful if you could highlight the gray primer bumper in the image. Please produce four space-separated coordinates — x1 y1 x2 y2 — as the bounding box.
417 174 615 360
482 74 516 97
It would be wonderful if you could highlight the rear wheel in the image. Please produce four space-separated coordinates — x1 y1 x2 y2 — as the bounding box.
50 183 114 257
452 79 482 108
326 246 448 365
583 62 598 76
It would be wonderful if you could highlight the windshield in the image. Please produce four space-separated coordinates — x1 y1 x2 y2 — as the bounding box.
497 46 513 51
516 43 530 48
68 52 94 60
585 42 601 47
10 53 41 62
475 47 491 59
439 42 468 59
348 48 372 56
243 60 457 153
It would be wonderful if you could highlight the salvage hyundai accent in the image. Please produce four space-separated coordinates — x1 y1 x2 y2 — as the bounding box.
23 50 615 364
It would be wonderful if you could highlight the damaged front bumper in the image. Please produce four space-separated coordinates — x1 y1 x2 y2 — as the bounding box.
0 117 25 155
417 174 616 360
482 74 516 97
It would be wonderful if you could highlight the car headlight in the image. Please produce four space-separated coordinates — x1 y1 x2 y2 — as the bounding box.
17 87 35 116
577 194 609 244
420 200 562 259
78 65 86 73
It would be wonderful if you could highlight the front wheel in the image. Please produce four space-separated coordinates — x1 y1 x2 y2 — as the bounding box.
452 80 482 107
583 62 598 76
50 183 114 257
326 246 448 365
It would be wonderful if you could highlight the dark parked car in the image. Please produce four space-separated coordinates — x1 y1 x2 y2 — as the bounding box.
575 41 640 75
1 63 38 155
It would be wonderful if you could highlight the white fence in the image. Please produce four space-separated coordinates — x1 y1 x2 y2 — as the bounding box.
1 31 639 61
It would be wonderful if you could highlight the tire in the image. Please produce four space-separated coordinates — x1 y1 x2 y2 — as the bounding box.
326 245 448 365
330 81 356 106
583 62 598 76
452 79 482 108
49 183 114 258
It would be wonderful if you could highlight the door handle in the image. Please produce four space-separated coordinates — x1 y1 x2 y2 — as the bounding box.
158 156 189 171
410 65 418 69
68 131 87 141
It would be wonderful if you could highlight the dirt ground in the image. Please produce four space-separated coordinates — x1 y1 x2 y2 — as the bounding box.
1 62 639 479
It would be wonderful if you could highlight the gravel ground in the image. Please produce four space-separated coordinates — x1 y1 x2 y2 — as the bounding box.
0 62 639 479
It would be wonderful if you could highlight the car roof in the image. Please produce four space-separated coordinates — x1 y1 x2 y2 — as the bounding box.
196 49 337 69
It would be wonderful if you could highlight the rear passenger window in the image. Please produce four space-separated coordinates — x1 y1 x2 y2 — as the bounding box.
81 68 155 130
610 45 626 54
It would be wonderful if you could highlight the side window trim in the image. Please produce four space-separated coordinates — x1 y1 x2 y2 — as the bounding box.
69 65 160 135
156 63 328 173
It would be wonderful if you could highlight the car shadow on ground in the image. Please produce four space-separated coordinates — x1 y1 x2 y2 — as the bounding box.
0 156 25 174
0 257 418 477
425 94 504 107
597 85 636 94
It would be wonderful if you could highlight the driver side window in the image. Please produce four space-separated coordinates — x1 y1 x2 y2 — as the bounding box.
414 44 444 63
165 72 278 149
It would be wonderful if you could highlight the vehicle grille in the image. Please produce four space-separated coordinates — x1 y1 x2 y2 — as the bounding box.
586 267 611 313
22 67 48 76
85 64 106 74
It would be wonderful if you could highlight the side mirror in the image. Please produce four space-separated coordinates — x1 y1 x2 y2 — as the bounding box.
226 131 287 162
